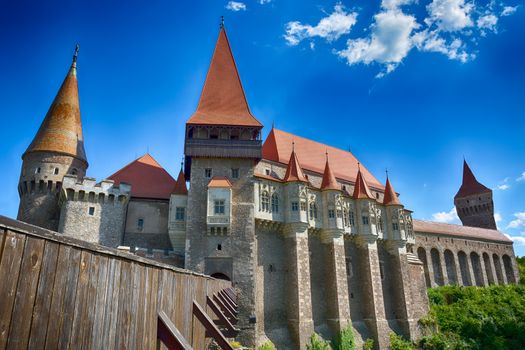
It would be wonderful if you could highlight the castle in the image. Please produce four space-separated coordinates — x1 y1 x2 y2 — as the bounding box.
16 27 519 349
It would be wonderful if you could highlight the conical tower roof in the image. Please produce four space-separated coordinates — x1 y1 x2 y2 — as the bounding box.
383 176 401 206
283 148 308 183
321 155 339 190
455 160 491 199
352 167 374 200
172 169 188 195
24 47 87 164
187 27 262 128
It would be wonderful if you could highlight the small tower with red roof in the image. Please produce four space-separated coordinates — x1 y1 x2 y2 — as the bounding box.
454 160 497 230
168 165 188 257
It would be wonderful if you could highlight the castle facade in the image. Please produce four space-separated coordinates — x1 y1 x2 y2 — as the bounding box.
16 27 518 349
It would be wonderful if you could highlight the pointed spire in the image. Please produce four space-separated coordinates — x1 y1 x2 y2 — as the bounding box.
172 169 188 195
283 148 308 183
24 45 87 164
352 167 373 200
455 160 491 199
383 174 401 206
321 153 339 190
187 26 262 127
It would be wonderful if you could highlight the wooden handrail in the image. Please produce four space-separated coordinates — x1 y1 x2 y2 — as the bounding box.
207 296 239 337
193 300 234 350
157 311 193 350
217 291 237 315
219 290 238 308
214 294 237 322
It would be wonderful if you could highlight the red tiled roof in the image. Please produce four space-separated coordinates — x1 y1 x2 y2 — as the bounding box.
321 157 339 190
108 154 176 200
208 176 233 188
383 177 401 205
263 129 383 190
24 60 87 164
254 173 283 182
283 149 308 183
352 168 374 199
413 219 512 243
172 169 188 195
187 28 262 128
455 160 491 199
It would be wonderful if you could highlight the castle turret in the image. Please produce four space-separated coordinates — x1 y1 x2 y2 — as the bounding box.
454 160 496 230
169 167 189 259
17 46 88 231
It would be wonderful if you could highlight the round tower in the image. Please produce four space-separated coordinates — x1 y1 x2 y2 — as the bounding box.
17 46 88 231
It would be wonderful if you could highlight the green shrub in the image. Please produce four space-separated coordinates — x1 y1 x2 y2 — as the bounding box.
332 325 355 350
389 332 414 350
362 339 374 350
230 341 243 349
307 333 332 350
258 341 276 350
517 256 525 285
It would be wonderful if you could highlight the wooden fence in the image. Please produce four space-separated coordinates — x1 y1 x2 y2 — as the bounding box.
0 215 231 350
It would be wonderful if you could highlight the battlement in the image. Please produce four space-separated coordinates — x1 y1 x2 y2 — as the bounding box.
60 174 131 204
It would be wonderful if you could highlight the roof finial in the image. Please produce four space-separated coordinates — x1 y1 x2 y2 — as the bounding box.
292 140 295 152
357 161 361 170
220 16 225 29
272 120 275 129
181 156 184 170
325 149 328 161
385 168 389 178
72 43 79 64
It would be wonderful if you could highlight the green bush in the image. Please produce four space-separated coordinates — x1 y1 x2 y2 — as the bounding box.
362 339 374 350
389 332 414 350
332 325 355 350
517 256 525 284
258 341 276 350
307 333 332 350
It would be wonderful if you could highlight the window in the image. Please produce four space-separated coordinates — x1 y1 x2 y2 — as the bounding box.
362 216 369 225
35 167 41 174
137 218 144 231
271 193 279 213
309 202 318 219
214 200 225 215
291 202 299 211
231 168 239 179
300 201 306 211
392 222 399 231
349 211 355 226
378 217 383 232
205 168 212 178
345 257 353 278
328 209 335 218
71 168 78 175
54 168 59 175
88 207 95 216
261 192 270 211
379 261 385 280
376 192 380 199
217 244 222 251
175 207 185 221
265 169 271 175
336 210 342 219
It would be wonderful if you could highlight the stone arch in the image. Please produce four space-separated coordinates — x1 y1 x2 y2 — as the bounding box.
470 252 484 286
431 248 444 286
493 254 504 284
211 272 231 281
417 247 431 288
503 255 515 283
483 252 494 284
458 251 472 286
444 249 458 284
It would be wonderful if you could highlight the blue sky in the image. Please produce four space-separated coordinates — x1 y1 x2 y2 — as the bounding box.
1 1 524 255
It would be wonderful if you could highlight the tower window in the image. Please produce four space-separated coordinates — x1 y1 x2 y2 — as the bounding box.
392 222 399 231
214 200 225 215
328 209 335 218
35 167 41 174
231 168 239 179
265 169 271 175
362 216 369 225
376 192 380 199
71 168 78 175
54 168 59 175
137 218 144 231
271 193 279 213
217 244 222 251
349 211 355 226
291 202 299 211
309 202 318 219
205 168 212 178
175 207 185 220
300 201 306 211
261 192 269 211
88 207 95 216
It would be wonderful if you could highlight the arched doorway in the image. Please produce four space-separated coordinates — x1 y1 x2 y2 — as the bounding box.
211 272 231 281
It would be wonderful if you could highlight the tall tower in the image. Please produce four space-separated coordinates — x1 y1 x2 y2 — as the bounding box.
454 160 496 230
184 25 262 346
17 46 88 231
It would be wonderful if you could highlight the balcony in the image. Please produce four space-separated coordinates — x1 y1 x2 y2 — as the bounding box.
207 215 231 225
185 138 262 159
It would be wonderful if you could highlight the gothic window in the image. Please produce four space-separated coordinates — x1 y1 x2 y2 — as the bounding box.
309 202 318 219
175 207 185 221
271 193 279 213
378 217 384 232
328 209 335 219
88 207 95 216
362 216 369 225
291 202 299 211
214 200 225 215
231 168 239 179
137 218 144 231
336 209 342 219
205 168 212 178
392 222 399 231
261 192 270 211
343 208 348 226
349 211 355 226
300 201 307 211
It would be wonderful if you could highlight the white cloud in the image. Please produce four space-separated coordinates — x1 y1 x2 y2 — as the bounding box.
259 0 271 4
284 4 358 46
226 1 246 11
507 212 525 229
497 184 510 190
413 30 471 62
477 14 498 31
495 212 502 223
504 234 525 246
502 5 518 16
432 207 460 223
337 5 418 75
425 0 474 32
517 171 525 182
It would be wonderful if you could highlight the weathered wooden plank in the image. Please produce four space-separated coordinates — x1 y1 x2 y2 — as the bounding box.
146 267 160 350
102 258 122 348
90 254 109 350
157 310 193 350
82 253 107 349
0 228 6 266
126 262 140 350
192 278 208 349
58 249 84 349
115 260 132 349
134 264 147 350
193 300 234 350
0 230 26 349
6 236 45 349
28 241 60 350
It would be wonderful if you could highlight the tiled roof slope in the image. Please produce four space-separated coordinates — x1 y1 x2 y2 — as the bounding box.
172 169 188 195
383 177 401 205
187 28 262 128
208 176 233 188
263 128 383 190
108 154 176 200
455 160 491 198
352 168 374 199
321 157 340 190
24 59 87 163
413 219 512 243
283 149 308 183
